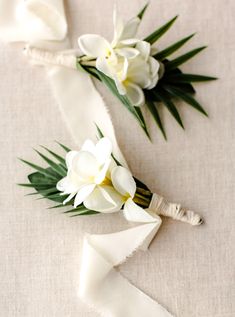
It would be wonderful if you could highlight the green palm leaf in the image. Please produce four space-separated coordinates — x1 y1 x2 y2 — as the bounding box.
19 159 58 181
137 2 149 19
34 149 66 177
56 142 71 153
156 90 184 129
165 73 217 83
40 146 66 167
146 101 167 139
165 46 207 71
164 85 208 116
144 15 178 44
153 33 195 60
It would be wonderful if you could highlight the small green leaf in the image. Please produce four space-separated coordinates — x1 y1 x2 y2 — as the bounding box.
40 146 66 167
70 210 100 217
55 141 71 153
156 90 184 129
164 85 208 116
48 203 69 209
137 2 149 20
153 33 195 60
19 159 58 180
165 46 207 71
134 107 150 139
37 187 59 196
41 192 67 203
28 170 58 185
63 205 89 214
146 101 167 139
144 15 178 44
165 73 218 83
34 149 66 178
18 183 52 190
95 123 104 139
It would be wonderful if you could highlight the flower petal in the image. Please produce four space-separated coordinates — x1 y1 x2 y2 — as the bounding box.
95 137 113 165
111 166 136 198
136 41 151 61
96 56 115 78
121 17 140 40
63 192 77 205
84 185 124 213
146 57 160 90
81 139 96 154
78 34 110 58
74 184 96 207
125 83 145 107
114 77 127 95
72 151 99 180
115 47 139 59
65 151 78 170
95 158 111 184
112 7 124 47
127 57 151 88
56 176 69 192
120 38 140 46
123 198 157 223
57 173 82 194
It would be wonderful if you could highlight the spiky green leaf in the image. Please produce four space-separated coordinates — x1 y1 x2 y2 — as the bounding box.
40 146 66 167
164 85 208 116
146 101 167 139
144 15 178 44
137 2 149 20
19 159 58 180
56 142 71 153
165 73 217 83
153 33 195 60
70 210 99 217
156 90 184 129
34 149 66 177
165 46 207 71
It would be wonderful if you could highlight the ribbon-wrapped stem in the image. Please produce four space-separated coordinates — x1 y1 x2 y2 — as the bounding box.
149 193 203 226
23 46 77 69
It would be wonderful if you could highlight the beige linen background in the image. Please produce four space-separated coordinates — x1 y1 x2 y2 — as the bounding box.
0 0 235 316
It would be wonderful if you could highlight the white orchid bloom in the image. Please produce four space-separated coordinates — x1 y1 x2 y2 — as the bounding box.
56 138 123 212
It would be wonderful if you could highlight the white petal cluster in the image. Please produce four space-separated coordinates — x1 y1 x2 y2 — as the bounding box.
57 138 148 218
78 9 160 106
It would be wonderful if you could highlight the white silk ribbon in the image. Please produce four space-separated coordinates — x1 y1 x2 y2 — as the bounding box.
79 219 174 317
0 1 201 316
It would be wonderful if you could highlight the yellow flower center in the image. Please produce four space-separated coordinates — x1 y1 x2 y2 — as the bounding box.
100 177 112 186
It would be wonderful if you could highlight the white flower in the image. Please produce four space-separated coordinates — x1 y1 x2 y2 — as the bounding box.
57 138 153 219
78 9 160 107
114 41 160 106
56 138 123 212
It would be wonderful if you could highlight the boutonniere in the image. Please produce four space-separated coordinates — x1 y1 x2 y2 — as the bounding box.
19 127 202 225
76 4 216 138
25 3 216 139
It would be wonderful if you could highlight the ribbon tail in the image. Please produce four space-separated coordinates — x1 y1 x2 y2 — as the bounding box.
48 65 128 167
78 220 174 317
